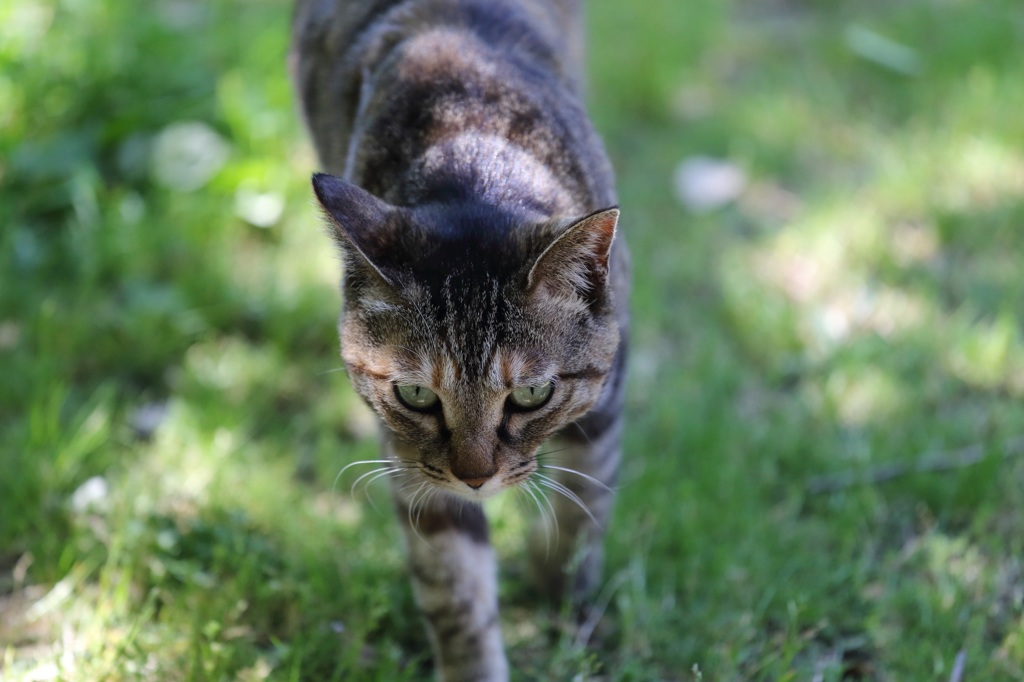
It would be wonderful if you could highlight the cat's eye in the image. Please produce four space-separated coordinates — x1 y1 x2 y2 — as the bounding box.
395 384 440 411
507 382 554 410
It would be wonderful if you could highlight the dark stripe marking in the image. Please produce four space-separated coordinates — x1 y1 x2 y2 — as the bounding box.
397 497 490 544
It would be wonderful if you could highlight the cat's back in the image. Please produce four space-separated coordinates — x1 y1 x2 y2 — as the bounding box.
290 0 597 194
292 0 582 85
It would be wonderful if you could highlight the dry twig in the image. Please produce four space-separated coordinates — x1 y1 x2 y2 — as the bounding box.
807 437 1024 495
948 650 966 682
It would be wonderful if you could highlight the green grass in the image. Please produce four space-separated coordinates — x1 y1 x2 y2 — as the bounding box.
3 0 1024 679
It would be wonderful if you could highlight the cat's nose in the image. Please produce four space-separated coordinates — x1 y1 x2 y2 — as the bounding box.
451 447 496 489
458 475 492 490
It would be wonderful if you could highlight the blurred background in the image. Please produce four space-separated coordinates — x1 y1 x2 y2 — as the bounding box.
2 0 1023 679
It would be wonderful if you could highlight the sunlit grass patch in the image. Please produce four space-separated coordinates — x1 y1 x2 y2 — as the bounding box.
819 366 909 428
872 131 1024 217
718 196 942 375
945 312 1024 396
864 528 1024 676
999 616 1024 670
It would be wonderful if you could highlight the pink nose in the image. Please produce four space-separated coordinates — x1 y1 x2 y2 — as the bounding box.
459 476 491 490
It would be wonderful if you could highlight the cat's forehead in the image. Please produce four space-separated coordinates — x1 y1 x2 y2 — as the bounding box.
407 272 532 370
392 343 552 393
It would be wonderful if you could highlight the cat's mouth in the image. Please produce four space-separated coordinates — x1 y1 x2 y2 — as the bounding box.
419 458 537 502
410 458 603 531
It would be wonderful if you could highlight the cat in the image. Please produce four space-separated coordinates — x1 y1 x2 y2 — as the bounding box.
290 0 628 678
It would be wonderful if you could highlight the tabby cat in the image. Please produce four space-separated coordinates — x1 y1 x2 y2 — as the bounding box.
291 0 628 678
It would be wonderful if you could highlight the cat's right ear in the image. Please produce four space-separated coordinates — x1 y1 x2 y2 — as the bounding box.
312 172 399 285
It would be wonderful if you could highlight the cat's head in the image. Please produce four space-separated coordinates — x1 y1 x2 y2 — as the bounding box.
313 173 620 501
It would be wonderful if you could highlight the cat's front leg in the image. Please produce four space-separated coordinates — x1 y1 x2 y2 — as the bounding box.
388 440 508 682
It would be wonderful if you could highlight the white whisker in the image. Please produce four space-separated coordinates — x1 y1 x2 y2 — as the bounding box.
543 465 614 494
399 476 427 493
415 486 439 528
318 366 351 376
538 482 559 546
366 468 411 513
520 480 552 555
572 421 594 446
406 482 429 543
531 480 560 549
345 457 418 494
534 445 573 463
364 467 405 489
534 473 599 527
333 458 398 492
351 466 396 496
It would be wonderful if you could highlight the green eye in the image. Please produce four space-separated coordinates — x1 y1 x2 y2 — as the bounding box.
508 382 554 410
395 384 440 411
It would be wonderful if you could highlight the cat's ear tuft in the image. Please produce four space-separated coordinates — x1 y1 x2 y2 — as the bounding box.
312 172 399 284
528 207 619 309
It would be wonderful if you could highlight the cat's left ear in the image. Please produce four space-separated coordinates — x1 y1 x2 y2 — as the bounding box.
527 207 619 308
312 172 401 285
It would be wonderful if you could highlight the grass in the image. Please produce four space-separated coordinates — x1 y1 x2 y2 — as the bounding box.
2 0 1024 679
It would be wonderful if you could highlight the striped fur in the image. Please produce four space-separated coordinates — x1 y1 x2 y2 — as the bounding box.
292 1 628 678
